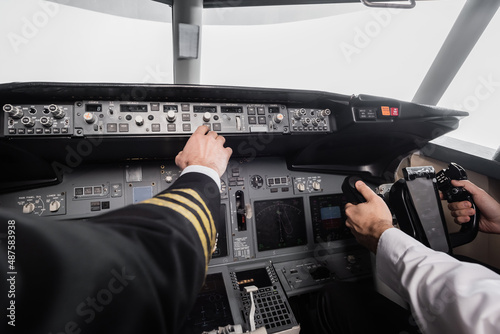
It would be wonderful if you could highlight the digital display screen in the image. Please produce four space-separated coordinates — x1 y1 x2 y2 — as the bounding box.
194 106 217 113
220 106 243 113
320 206 341 221
182 273 234 333
254 198 307 251
235 268 272 291
310 194 353 243
163 105 178 112
120 104 148 112
85 104 102 112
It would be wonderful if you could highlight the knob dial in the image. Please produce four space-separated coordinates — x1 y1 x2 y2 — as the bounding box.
40 116 53 127
165 175 173 183
166 110 176 122
203 112 211 122
50 105 66 119
320 109 331 118
49 200 61 212
297 183 306 192
135 115 144 126
21 116 35 127
312 181 321 191
23 202 35 214
274 113 284 124
83 112 95 124
4 104 23 119
293 110 302 120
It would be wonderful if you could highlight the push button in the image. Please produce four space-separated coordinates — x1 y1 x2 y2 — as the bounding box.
119 123 129 132
107 123 118 132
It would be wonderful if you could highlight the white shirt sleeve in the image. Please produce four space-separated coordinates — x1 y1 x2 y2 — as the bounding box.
376 228 500 334
180 165 221 190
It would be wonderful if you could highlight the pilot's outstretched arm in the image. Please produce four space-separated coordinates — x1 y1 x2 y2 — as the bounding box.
0 125 232 334
377 228 500 334
345 181 500 334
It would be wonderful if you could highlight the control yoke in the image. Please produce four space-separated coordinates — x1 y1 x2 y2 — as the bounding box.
343 163 479 253
436 163 480 248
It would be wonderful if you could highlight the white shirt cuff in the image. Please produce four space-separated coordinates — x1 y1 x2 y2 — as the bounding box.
180 165 221 190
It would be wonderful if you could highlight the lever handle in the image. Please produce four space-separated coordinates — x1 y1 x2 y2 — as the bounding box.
436 163 480 248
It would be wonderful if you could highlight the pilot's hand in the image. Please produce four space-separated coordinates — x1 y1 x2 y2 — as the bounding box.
448 180 500 234
345 181 393 253
175 125 233 177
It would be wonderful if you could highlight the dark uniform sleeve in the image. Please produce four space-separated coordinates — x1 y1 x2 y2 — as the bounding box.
0 172 220 334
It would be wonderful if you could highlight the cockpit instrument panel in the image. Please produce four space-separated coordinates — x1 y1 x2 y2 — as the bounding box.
310 194 352 243
254 198 307 251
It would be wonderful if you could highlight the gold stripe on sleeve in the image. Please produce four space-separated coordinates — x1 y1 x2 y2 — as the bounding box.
174 189 216 242
140 198 209 264
158 193 212 247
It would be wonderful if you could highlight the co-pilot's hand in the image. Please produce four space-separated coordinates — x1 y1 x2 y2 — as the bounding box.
447 180 500 234
175 125 233 177
345 181 393 253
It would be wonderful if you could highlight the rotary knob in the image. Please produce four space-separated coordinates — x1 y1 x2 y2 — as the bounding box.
297 182 306 192
49 104 65 118
83 112 95 124
23 202 35 214
49 200 61 212
166 110 176 122
203 112 212 122
319 109 331 119
312 181 321 191
165 175 173 183
40 116 53 127
135 115 144 126
4 104 23 119
293 109 304 120
274 113 284 123
21 116 35 127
